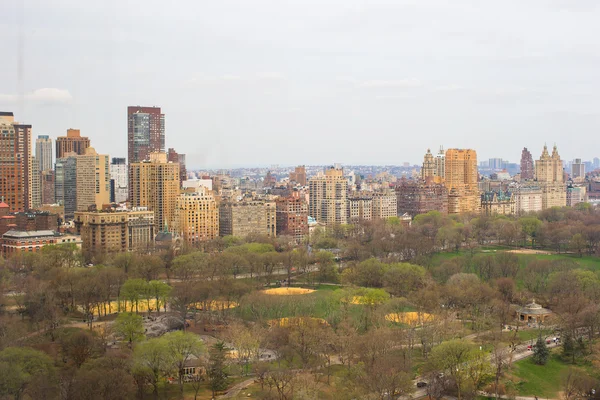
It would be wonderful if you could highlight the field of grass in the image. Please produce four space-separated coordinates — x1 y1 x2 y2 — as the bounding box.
430 246 600 272
511 352 567 398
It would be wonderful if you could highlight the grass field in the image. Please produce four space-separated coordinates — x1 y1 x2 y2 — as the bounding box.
511 353 567 398
430 246 600 272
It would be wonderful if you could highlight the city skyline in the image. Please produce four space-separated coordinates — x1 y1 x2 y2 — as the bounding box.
2 1 600 168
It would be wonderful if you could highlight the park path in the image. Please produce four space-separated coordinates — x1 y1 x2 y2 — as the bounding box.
218 377 256 399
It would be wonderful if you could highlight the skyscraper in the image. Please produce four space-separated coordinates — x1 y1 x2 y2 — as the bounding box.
55 129 90 159
31 157 41 209
0 112 33 212
55 148 110 218
571 158 585 179
309 166 348 226
35 135 53 173
520 148 534 180
535 145 566 209
129 152 180 231
127 106 165 164
110 157 128 203
421 149 436 180
444 149 480 214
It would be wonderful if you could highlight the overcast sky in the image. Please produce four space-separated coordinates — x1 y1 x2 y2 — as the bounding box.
1 0 600 169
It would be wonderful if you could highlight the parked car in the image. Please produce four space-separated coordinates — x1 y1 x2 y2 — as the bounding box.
416 382 427 388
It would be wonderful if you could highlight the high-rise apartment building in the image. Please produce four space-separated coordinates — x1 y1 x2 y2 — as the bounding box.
535 145 566 209
571 159 585 180
129 152 180 232
513 185 543 215
0 112 33 212
421 149 436 180
173 187 219 245
30 157 41 209
308 166 348 226
435 147 445 179
219 200 276 238
55 148 110 218
167 148 187 183
520 148 534 180
74 207 155 260
35 135 53 173
289 166 307 186
372 190 398 220
444 149 480 214
276 195 308 241
110 158 128 203
347 195 373 222
55 129 90 159
127 106 165 164
488 158 504 170
41 170 55 205
396 180 448 217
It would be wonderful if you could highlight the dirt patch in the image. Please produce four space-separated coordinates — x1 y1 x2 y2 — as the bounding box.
507 249 553 255
261 287 315 295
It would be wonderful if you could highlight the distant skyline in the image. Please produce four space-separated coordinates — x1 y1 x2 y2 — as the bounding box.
2 0 600 168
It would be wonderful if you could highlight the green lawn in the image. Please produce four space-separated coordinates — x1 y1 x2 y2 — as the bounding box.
516 329 553 343
512 353 568 398
511 350 597 398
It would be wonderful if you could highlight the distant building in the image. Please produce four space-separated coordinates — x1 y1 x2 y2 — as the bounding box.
567 185 587 207
0 112 33 212
309 166 348 226
14 210 58 232
55 129 90 159
275 195 308 242
421 149 436 180
481 190 515 216
55 148 110 219
74 207 155 259
513 185 543 215
488 158 504 170
347 195 373 222
372 190 398 220
2 230 81 255
520 148 534 180
30 157 41 209
445 149 480 214
129 152 180 232
110 157 128 203
41 170 55 205
127 106 165 164
571 159 585 180
167 148 187 184
396 181 448 217
289 166 307 186
173 187 219 245
35 135 53 173
535 145 566 209
219 200 276 238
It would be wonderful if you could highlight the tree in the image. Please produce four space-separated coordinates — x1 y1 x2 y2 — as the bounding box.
120 278 147 313
147 280 171 314
427 340 477 400
207 341 229 397
71 354 137 400
163 331 205 395
570 234 586 257
0 346 58 400
133 338 173 400
114 312 145 346
532 334 549 365
60 329 101 368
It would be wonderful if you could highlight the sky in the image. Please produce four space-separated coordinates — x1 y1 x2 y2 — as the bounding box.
1 0 600 169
